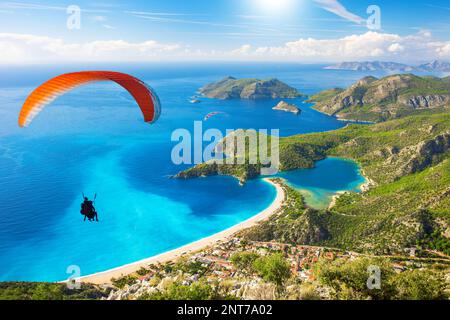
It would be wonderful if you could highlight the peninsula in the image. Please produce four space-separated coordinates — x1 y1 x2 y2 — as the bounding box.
308 74 450 122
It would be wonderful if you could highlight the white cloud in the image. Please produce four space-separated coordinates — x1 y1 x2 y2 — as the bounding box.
0 31 449 64
0 33 182 63
388 43 404 53
0 40 26 63
223 31 450 62
437 43 450 57
231 44 252 55
314 0 364 24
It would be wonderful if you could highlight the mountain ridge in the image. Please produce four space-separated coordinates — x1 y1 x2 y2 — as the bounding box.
308 74 450 122
325 60 450 72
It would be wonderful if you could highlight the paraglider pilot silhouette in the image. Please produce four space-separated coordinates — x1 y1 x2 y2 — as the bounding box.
81 193 98 222
18 71 162 221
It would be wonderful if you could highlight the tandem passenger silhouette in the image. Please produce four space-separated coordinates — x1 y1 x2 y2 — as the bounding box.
80 194 98 222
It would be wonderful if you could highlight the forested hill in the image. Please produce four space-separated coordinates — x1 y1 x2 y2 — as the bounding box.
178 110 450 254
308 74 450 122
199 76 303 100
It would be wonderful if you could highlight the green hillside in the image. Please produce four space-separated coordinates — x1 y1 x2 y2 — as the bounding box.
199 76 303 99
178 111 450 254
308 74 450 122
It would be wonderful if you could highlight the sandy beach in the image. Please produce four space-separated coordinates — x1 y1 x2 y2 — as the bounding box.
78 178 285 284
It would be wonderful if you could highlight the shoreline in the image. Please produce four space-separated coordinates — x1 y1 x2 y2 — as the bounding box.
309 104 376 124
328 169 373 209
78 178 285 285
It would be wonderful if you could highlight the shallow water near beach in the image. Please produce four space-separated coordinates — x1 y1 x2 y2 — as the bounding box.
276 157 366 209
0 63 371 281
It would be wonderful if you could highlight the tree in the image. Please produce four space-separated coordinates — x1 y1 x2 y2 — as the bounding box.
390 269 447 300
252 253 291 288
139 281 224 300
313 257 396 300
230 251 259 272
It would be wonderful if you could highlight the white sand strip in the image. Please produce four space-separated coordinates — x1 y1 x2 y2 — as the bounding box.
78 178 285 284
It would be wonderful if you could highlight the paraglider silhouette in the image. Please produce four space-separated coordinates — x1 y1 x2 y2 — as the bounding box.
18 71 161 127
18 71 162 222
80 193 98 222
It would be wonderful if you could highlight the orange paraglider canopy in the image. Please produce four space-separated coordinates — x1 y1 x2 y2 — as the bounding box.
18 71 161 127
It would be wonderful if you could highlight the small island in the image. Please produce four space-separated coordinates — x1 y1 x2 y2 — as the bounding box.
199 76 303 100
272 100 301 115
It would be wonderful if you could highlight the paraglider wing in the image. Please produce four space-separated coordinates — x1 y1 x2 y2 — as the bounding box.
18 71 161 127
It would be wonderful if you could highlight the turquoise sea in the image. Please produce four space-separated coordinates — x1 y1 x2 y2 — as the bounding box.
0 63 380 281
276 157 366 209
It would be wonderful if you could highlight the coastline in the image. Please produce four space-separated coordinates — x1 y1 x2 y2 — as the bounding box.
358 168 376 192
78 178 285 285
309 104 376 124
328 168 373 209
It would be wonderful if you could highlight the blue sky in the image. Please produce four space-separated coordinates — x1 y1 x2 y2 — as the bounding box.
0 0 449 63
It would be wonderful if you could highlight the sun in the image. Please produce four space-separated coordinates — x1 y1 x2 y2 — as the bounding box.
255 0 295 14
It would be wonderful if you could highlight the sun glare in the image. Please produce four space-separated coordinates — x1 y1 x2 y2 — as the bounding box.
255 0 294 14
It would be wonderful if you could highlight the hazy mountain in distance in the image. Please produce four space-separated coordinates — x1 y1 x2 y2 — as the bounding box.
416 60 450 72
324 60 450 72
324 61 415 71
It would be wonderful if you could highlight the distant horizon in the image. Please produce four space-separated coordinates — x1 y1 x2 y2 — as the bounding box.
0 58 448 67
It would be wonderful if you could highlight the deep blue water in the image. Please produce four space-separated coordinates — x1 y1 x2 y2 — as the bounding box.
0 63 375 281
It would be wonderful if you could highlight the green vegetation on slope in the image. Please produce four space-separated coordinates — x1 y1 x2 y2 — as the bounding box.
313 256 448 300
199 76 303 100
138 281 232 300
106 239 449 300
306 87 344 103
0 282 108 300
182 111 450 254
178 111 449 184
309 74 450 122
252 253 292 289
